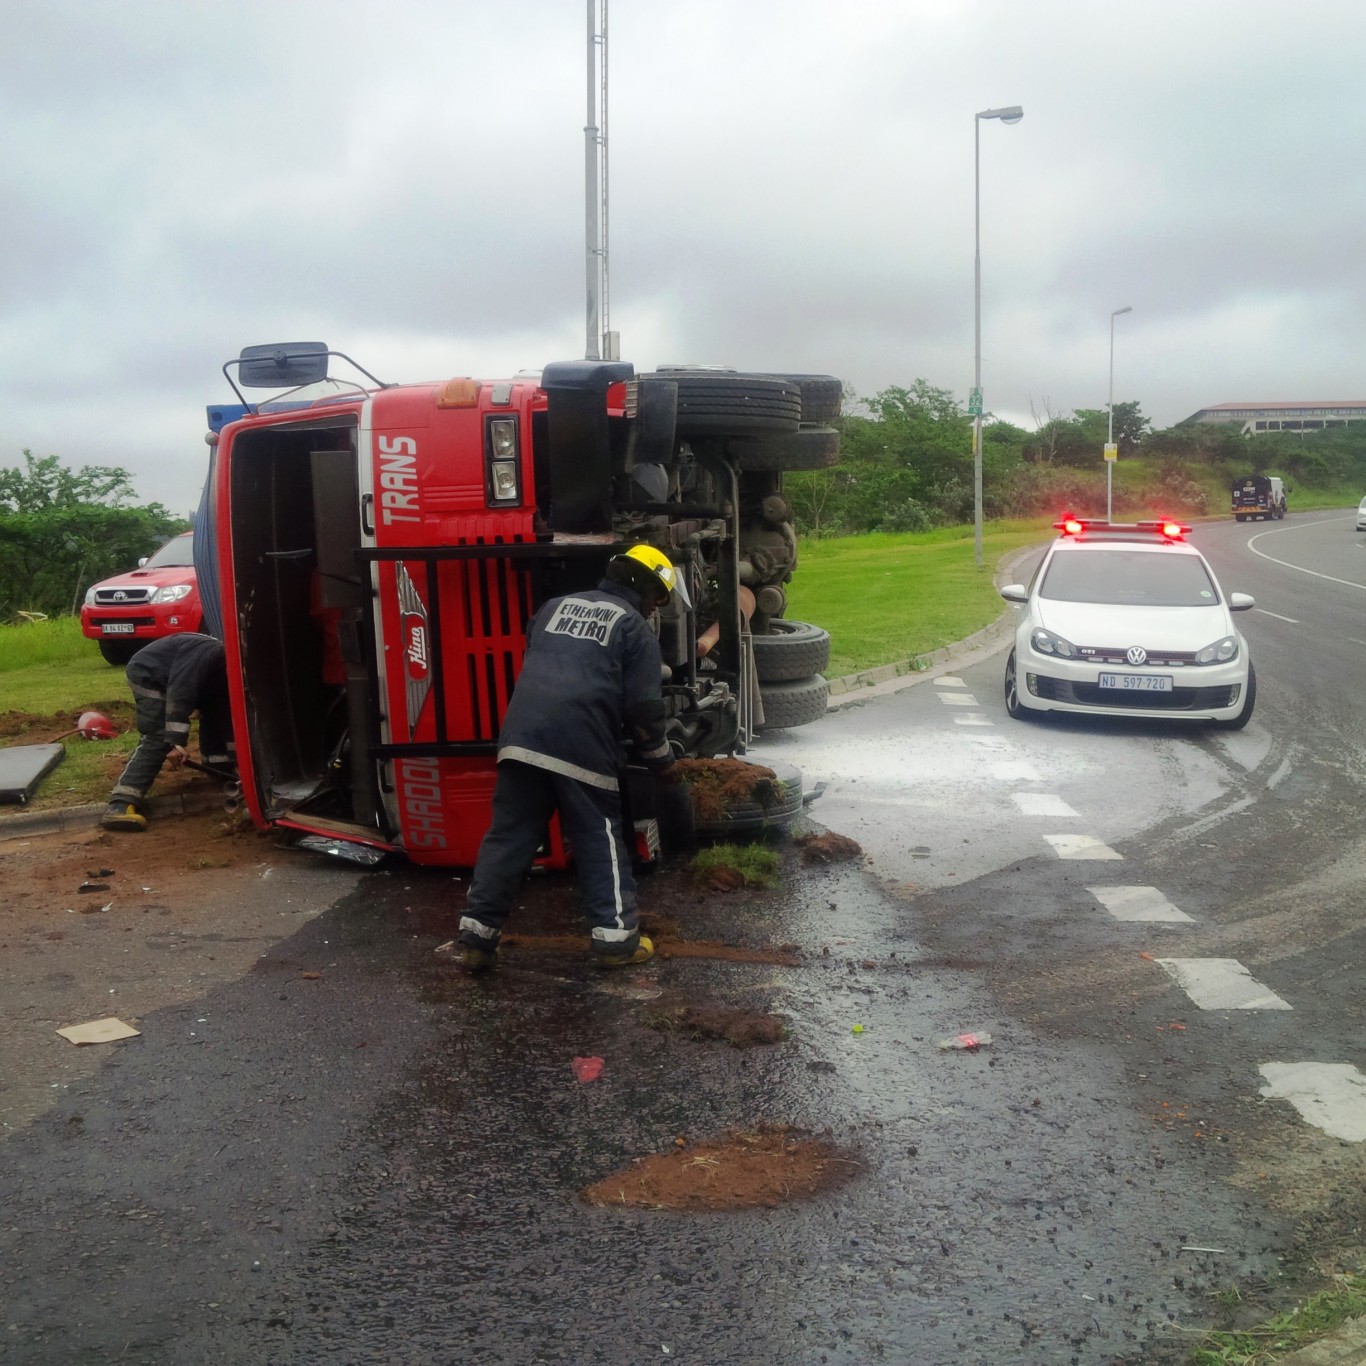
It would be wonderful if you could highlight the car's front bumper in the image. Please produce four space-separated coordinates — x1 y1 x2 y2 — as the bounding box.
79 604 201 642
1014 646 1249 721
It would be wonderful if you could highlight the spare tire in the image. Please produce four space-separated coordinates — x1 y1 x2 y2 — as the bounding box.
756 674 829 730
754 374 843 424
727 424 841 472
648 373 802 436
691 759 804 837
752 620 831 682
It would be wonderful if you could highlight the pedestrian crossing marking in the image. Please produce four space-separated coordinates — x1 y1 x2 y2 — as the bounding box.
1155 958 1291 1011
1258 1062 1366 1142
1045 834 1121 860
1087 886 1194 924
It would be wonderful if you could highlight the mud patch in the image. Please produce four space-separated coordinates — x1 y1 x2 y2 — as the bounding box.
498 933 802 967
795 832 862 863
674 757 777 824
648 1001 787 1048
0 702 136 744
583 1124 859 1210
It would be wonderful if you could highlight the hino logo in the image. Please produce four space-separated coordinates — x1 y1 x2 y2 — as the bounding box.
1126 646 1148 665
405 621 429 675
395 563 433 734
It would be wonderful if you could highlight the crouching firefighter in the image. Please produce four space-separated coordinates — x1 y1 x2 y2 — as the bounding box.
101 632 235 831
457 545 684 971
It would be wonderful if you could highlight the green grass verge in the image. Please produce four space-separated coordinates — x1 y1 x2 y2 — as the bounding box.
788 520 1051 677
1190 1272 1366 1363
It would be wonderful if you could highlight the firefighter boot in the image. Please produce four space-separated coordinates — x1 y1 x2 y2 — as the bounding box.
596 934 654 969
460 945 499 974
101 800 148 832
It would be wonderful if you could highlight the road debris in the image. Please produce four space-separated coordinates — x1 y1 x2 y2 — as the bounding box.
571 1056 604 1083
646 1003 786 1048
583 1123 859 1211
794 832 862 863
938 1031 993 1051
56 1017 140 1046
77 881 111 894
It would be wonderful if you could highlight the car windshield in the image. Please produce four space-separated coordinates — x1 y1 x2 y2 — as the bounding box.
144 537 195 569
1040 548 1218 607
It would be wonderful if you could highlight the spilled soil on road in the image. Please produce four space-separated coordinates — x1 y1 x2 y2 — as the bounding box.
584 1124 860 1211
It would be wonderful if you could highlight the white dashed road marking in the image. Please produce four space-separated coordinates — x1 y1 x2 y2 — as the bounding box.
938 693 979 707
991 761 1041 781
954 715 994 727
934 676 966 688
1156 958 1292 1010
1013 793 1078 817
1258 1062 1366 1142
1253 608 1299 624
1045 834 1122 860
1087 886 1195 924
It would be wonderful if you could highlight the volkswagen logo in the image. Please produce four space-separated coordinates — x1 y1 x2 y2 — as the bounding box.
1126 646 1148 665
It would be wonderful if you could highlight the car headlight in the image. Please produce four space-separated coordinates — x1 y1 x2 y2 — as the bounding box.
1030 626 1079 659
151 584 194 604
84 587 97 606
1196 635 1239 664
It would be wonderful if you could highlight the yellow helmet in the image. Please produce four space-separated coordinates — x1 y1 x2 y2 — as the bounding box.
619 544 691 608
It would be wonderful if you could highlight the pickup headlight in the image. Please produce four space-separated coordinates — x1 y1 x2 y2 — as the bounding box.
84 587 97 606
151 584 194 604
1196 635 1239 664
1030 626 1079 659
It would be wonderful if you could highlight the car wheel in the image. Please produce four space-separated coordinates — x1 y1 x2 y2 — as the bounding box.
756 675 829 730
752 620 832 682
98 639 141 666
1004 650 1035 721
1212 663 1256 730
1234 514 1245 523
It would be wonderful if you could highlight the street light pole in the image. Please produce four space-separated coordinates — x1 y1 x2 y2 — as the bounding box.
972 105 1023 567
1107 305 1132 521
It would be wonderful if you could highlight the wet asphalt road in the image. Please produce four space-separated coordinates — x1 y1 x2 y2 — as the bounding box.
3 513 1365 1365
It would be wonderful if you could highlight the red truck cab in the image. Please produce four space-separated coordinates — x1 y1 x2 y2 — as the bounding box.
202 343 839 866
80 531 202 665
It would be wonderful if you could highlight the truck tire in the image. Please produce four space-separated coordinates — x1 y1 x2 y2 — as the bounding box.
756 674 829 730
752 620 831 682
692 759 804 837
727 425 842 472
98 639 141 666
754 374 843 424
657 374 802 436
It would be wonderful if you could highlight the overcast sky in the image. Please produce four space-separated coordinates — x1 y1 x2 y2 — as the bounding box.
3 0 1364 515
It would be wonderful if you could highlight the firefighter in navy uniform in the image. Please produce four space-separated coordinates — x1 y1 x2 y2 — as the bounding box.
101 632 235 831
457 545 684 970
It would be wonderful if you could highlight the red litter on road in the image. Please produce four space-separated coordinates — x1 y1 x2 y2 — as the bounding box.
571 1056 605 1083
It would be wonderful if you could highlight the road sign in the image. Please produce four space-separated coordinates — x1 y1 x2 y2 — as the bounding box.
1103 442 1118 462
968 387 983 417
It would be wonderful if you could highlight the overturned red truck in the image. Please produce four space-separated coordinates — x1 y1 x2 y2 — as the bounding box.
196 344 839 866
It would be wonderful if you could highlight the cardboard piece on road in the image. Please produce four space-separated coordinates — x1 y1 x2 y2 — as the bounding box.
0 742 65 804
56 1017 141 1046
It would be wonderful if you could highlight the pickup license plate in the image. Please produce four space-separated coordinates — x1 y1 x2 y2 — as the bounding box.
101 623 136 635
1098 672 1171 693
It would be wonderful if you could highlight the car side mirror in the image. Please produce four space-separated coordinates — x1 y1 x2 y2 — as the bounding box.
999 584 1028 603
1228 592 1255 611
137 557 149 568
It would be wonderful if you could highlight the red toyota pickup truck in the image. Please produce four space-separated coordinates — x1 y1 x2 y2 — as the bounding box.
80 531 202 665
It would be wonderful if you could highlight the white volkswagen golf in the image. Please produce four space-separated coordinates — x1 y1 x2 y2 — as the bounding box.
999 517 1257 729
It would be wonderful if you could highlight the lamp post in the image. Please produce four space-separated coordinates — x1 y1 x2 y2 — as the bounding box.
972 105 1024 567
1106 305 1132 521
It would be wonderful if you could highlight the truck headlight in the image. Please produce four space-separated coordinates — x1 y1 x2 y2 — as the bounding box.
486 417 520 504
152 584 194 604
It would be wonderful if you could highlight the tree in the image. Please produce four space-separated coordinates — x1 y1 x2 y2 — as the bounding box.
0 451 186 618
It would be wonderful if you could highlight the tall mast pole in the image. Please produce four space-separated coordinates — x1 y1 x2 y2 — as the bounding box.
584 0 600 360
